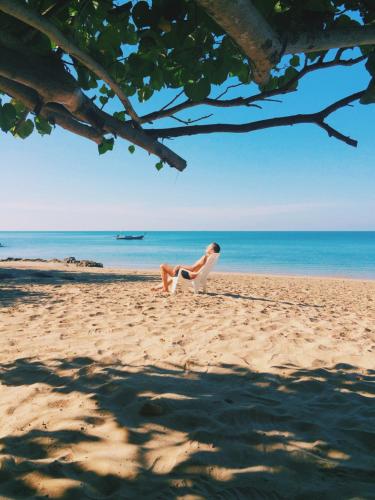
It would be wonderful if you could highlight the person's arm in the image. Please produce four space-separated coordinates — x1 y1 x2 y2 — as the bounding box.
174 255 207 273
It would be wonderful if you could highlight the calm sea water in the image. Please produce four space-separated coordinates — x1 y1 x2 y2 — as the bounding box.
0 232 374 279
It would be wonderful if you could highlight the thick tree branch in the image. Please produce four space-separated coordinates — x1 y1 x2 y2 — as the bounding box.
147 90 365 148
140 55 366 123
0 76 103 143
196 0 374 83
0 51 187 171
195 0 282 84
0 0 140 123
285 25 375 55
0 47 86 113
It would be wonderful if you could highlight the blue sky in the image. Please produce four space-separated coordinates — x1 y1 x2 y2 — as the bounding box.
1 53 374 230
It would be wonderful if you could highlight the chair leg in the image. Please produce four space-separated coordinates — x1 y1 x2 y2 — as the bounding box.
171 277 179 294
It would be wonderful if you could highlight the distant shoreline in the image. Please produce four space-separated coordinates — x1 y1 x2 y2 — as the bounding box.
1 231 374 280
1 260 374 282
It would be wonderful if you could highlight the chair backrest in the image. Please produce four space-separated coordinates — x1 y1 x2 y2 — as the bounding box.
196 253 220 284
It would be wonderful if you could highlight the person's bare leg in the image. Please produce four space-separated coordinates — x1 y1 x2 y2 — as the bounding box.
152 263 175 292
161 263 175 292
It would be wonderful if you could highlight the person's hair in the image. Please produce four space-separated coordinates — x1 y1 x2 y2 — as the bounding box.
211 242 221 253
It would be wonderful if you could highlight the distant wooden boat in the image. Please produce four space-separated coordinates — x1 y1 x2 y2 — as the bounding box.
116 234 145 240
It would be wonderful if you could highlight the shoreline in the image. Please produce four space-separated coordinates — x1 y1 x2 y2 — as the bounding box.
1 259 374 282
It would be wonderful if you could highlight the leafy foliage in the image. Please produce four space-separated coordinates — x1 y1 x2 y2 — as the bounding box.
0 0 374 160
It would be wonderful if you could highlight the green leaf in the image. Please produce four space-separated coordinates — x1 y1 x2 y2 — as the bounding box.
99 96 108 106
98 137 114 155
122 84 137 97
132 1 152 28
360 78 375 104
138 86 154 102
76 66 97 90
237 63 251 84
128 145 135 154
113 111 126 122
122 24 138 45
35 116 52 136
11 100 27 115
184 78 211 101
155 161 164 171
279 67 299 89
16 119 34 139
0 103 17 132
150 68 165 90
274 1 289 14
261 76 278 92
335 14 360 28
157 17 172 32
290 55 300 67
307 51 323 62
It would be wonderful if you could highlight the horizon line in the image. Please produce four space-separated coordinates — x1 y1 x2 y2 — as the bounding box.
1 229 375 233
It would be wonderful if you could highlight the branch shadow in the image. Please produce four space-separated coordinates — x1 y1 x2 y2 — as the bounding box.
0 288 49 308
206 291 324 308
0 267 159 308
0 358 374 499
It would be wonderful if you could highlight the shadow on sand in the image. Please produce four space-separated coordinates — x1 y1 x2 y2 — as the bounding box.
0 267 159 308
0 357 374 499
206 291 324 308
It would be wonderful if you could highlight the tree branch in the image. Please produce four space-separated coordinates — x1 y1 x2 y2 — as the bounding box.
0 51 187 171
0 76 103 143
0 47 85 113
195 0 282 84
147 90 365 148
317 121 357 147
157 90 185 113
196 1 375 83
285 25 375 55
139 54 366 123
215 82 244 100
0 0 140 123
170 113 213 125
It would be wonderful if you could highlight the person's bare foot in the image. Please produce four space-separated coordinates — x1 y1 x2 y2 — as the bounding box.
151 285 170 294
151 278 173 292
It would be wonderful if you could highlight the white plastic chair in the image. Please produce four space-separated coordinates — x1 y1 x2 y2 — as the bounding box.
171 253 220 295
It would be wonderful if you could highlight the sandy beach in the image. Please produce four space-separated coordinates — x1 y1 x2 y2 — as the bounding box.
0 262 374 499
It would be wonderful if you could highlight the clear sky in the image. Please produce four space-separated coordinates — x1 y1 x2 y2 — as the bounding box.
1 52 374 231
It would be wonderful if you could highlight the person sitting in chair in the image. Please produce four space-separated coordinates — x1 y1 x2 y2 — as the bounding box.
153 242 221 293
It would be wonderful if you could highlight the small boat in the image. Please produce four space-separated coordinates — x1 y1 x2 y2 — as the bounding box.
116 234 145 240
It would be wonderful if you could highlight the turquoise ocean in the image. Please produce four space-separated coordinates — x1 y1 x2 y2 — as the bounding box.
0 231 374 279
